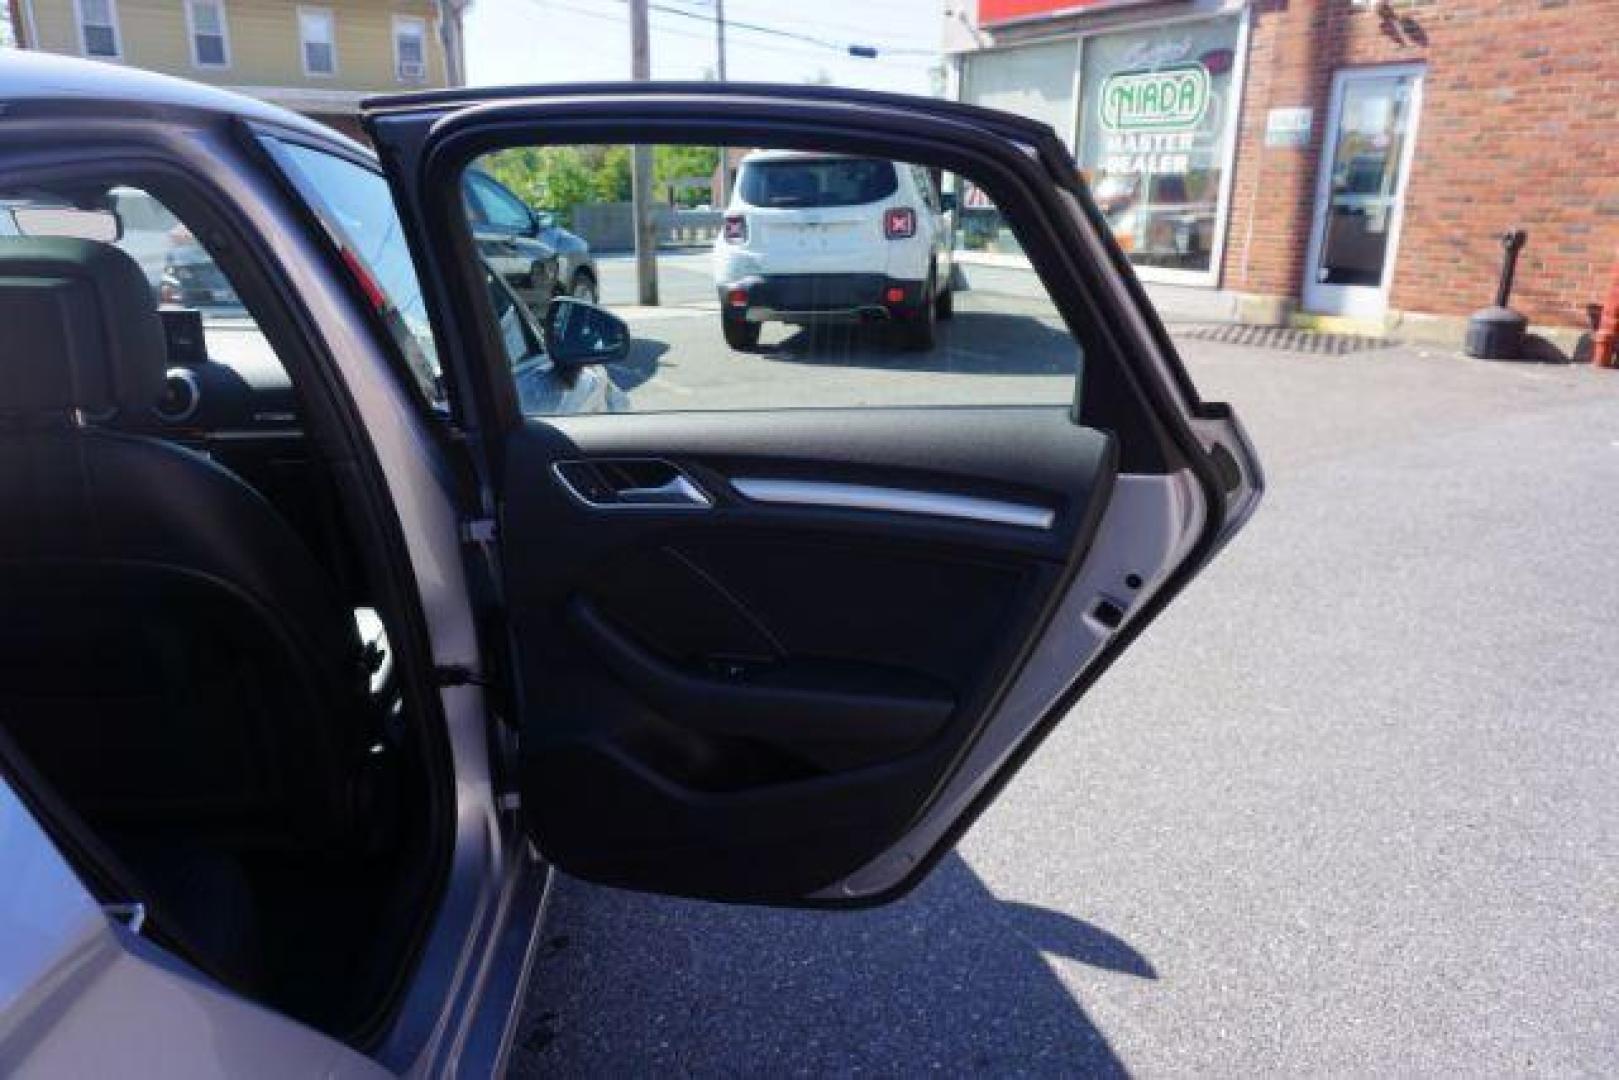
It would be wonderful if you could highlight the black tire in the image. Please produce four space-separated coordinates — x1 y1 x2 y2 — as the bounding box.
935 281 955 320
897 274 938 352
569 268 599 304
723 316 761 351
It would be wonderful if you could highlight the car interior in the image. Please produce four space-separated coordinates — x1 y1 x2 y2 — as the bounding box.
0 179 440 1044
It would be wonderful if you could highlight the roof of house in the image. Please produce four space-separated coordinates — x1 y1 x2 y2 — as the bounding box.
0 50 367 155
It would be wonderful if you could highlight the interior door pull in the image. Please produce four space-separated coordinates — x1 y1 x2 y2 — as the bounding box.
615 475 710 506
552 459 713 510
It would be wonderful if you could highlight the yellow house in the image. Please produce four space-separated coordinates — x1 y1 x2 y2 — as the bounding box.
8 0 465 139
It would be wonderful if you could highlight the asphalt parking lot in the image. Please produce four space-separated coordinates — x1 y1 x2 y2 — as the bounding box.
594 250 1081 411
511 254 1619 1075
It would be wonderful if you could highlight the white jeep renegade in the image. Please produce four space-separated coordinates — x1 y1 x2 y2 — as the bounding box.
713 150 954 351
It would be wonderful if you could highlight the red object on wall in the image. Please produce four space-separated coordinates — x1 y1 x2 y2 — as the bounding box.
978 0 1106 26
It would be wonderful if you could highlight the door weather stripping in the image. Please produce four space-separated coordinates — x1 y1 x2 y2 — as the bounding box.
730 478 1055 530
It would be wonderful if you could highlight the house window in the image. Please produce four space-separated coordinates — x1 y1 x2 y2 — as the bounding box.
187 0 230 68
74 0 121 59
298 7 337 76
394 15 427 83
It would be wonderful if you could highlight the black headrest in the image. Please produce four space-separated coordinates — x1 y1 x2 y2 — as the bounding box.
0 236 166 419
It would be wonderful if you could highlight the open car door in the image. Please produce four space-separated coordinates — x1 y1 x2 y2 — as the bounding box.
362 85 1262 905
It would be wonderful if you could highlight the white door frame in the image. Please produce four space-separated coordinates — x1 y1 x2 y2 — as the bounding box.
1301 63 1425 319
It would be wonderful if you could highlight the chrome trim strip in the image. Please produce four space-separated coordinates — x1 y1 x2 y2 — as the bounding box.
731 478 1055 530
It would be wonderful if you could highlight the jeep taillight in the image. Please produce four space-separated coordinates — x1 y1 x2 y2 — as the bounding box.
883 207 916 239
723 214 747 243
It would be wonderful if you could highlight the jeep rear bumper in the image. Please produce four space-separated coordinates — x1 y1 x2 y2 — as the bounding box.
718 273 926 324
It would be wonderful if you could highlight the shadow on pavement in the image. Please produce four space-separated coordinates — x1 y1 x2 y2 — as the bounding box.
607 334 670 392
759 311 1080 376
509 852 1151 1075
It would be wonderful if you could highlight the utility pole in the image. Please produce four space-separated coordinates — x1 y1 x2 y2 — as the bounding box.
714 0 728 81
713 0 728 209
630 0 659 305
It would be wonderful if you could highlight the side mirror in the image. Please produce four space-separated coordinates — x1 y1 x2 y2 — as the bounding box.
939 190 958 214
542 296 629 367
12 205 122 244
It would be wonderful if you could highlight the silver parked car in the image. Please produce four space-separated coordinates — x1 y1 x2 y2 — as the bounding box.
533 208 600 302
0 54 1259 1076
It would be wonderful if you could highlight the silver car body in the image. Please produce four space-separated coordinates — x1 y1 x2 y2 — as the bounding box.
536 215 598 298
0 52 540 1077
0 777 390 1078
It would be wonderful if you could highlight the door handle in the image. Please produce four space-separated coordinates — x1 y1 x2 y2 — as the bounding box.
614 474 710 506
552 459 712 510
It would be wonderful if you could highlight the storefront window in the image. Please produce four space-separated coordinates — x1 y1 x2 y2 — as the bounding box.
959 39 1079 255
961 39 1080 149
1075 15 1243 278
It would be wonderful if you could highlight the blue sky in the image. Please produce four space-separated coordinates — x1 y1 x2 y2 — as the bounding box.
466 0 946 95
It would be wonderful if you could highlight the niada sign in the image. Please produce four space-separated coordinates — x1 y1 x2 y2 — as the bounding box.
1100 64 1211 132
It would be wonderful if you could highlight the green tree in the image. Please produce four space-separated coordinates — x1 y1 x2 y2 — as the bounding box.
654 145 719 208
482 145 633 226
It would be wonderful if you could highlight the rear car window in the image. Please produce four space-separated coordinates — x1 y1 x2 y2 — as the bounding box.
263 138 442 405
738 158 899 208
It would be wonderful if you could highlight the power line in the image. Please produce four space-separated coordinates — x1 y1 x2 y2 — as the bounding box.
649 0 938 57
557 0 938 60
679 0 942 54
531 0 935 68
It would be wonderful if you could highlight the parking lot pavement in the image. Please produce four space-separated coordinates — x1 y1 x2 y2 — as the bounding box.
596 249 716 310
510 327 1619 1074
606 291 1078 412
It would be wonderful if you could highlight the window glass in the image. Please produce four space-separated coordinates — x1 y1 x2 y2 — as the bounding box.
1074 15 1242 275
78 0 118 57
0 183 282 381
269 140 440 404
469 173 534 234
299 8 335 75
189 0 228 67
737 157 898 209
467 144 1080 417
960 40 1079 150
395 17 425 80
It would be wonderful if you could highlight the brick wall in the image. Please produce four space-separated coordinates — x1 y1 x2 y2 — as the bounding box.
1223 0 1619 331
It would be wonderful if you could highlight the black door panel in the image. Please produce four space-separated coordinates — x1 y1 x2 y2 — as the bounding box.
570 598 956 770
366 86 1260 905
501 407 1116 901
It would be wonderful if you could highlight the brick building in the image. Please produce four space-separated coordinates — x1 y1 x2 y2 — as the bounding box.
945 0 1619 353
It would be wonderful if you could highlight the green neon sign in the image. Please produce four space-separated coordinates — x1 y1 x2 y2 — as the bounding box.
1100 64 1211 132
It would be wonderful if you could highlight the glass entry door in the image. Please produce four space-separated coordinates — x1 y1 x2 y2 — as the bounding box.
1302 66 1424 319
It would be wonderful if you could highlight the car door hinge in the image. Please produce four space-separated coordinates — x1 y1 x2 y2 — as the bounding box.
461 517 497 545
103 901 146 935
